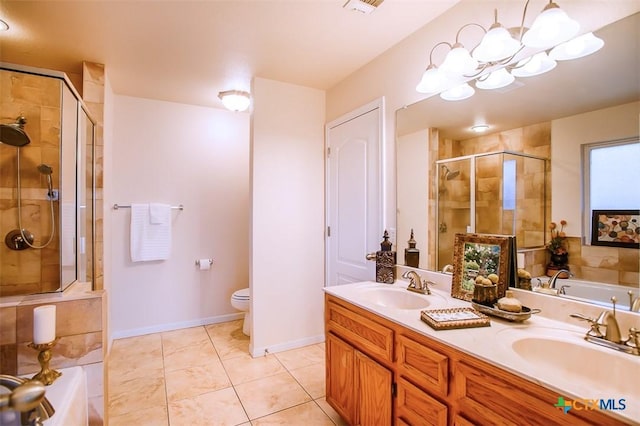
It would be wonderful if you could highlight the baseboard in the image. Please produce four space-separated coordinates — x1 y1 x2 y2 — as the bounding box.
249 333 325 358
110 312 244 341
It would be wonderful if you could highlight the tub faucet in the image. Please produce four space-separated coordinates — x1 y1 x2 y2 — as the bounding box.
402 270 432 295
0 375 54 426
549 269 572 289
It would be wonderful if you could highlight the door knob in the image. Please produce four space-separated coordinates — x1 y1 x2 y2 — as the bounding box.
365 252 376 261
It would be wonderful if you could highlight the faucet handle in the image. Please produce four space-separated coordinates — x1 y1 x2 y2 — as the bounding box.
626 327 639 349
570 313 604 338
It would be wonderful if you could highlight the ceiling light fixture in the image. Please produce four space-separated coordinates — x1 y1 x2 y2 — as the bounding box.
0 19 9 31
218 90 251 112
471 124 490 133
415 0 603 101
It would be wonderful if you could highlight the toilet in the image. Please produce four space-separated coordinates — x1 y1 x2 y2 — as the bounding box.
230 288 251 336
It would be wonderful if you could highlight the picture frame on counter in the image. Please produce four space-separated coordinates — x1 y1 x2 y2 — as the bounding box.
451 233 513 302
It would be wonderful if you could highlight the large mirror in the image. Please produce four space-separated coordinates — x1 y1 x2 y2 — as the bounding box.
396 13 639 310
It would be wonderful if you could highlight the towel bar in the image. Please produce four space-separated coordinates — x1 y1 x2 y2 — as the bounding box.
113 204 184 210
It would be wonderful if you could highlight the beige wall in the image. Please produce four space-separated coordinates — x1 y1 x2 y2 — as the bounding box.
250 77 326 356
109 95 250 337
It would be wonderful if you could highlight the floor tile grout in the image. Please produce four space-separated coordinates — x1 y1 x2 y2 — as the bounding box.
109 321 337 425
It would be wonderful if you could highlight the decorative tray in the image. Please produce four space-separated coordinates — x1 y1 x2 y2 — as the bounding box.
471 301 541 322
421 307 490 330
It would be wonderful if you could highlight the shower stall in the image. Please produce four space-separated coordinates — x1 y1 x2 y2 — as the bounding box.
0 64 95 297
436 151 547 271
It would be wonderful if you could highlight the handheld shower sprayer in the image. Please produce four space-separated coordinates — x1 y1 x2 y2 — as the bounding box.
37 164 55 199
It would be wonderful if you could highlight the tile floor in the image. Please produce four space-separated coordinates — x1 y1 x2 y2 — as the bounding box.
108 320 347 425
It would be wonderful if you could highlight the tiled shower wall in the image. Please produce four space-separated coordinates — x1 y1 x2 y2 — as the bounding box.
0 71 61 296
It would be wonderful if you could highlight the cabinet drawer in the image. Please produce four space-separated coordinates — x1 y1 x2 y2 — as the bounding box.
397 334 448 397
326 300 393 363
396 377 447 426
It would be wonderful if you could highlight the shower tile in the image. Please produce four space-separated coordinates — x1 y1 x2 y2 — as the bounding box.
163 340 218 372
274 343 324 371
108 376 166 418
289 362 326 399
168 387 248 426
165 359 231 402
0 306 16 344
221 352 285 385
252 401 334 425
234 371 312 420
109 405 169 426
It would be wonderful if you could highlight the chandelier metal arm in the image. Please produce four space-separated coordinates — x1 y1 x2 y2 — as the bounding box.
454 22 487 45
428 41 453 66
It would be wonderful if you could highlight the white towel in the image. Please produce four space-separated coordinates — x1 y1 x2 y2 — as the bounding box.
130 203 172 262
149 203 171 224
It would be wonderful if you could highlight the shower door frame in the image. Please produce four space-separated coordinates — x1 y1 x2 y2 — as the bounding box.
435 150 548 271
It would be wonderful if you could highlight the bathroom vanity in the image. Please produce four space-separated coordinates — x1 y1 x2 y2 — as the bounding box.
324 281 638 426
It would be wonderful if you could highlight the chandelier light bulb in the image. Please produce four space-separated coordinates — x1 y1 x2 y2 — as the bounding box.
522 2 579 49
440 44 478 76
549 32 604 61
511 52 557 77
416 65 448 94
472 26 521 63
440 83 475 101
476 68 515 90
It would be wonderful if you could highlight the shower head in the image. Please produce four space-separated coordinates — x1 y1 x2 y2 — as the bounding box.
441 165 460 180
0 116 31 147
37 164 53 175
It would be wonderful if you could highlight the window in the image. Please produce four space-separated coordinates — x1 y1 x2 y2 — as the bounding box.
582 138 640 243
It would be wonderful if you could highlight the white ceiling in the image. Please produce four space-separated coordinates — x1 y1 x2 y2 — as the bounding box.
0 0 458 109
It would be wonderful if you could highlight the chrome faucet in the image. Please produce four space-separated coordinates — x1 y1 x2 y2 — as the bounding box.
548 269 572 289
0 375 54 426
401 270 432 295
570 297 639 356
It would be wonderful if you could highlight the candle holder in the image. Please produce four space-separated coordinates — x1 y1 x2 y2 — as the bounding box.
28 339 62 385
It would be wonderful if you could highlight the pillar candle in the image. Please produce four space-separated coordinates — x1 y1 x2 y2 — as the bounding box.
33 305 56 344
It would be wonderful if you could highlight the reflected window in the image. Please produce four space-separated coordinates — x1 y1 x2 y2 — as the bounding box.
503 159 516 210
583 138 640 243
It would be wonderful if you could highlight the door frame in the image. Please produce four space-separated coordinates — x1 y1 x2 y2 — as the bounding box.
325 97 385 286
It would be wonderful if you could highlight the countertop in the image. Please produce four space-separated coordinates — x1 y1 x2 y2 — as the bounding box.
324 278 640 424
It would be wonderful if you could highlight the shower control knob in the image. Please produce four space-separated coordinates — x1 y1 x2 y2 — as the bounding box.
4 229 34 251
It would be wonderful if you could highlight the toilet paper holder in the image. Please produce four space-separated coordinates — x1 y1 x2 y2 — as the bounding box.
195 259 213 267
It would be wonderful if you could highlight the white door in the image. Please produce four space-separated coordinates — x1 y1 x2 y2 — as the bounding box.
326 99 383 286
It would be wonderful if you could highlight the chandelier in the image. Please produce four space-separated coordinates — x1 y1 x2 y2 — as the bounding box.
416 0 604 101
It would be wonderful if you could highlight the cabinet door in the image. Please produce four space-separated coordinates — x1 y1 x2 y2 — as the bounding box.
356 350 393 426
327 333 356 425
396 377 447 426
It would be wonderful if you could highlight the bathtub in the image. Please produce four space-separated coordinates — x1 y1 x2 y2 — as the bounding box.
0 366 87 425
554 278 638 311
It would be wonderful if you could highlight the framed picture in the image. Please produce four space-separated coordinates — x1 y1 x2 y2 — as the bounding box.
451 233 511 301
591 210 640 249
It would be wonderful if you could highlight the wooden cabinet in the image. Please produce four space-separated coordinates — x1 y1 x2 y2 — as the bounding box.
326 332 392 426
326 298 394 426
325 294 626 426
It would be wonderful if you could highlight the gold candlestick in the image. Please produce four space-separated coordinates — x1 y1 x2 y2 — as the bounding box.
28 339 62 385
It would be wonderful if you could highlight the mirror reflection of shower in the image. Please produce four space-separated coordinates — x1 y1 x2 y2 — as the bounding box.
0 116 56 249
441 164 460 180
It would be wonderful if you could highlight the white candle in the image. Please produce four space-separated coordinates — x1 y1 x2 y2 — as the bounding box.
33 305 56 344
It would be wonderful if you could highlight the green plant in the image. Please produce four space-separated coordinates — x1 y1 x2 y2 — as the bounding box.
546 220 568 254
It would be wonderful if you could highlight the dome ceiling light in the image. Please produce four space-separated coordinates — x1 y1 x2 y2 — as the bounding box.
415 0 604 101
218 90 251 112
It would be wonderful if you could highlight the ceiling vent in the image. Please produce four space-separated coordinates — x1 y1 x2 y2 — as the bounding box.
343 0 384 15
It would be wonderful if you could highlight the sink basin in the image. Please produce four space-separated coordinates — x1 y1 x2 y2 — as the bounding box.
357 287 434 310
508 333 640 399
